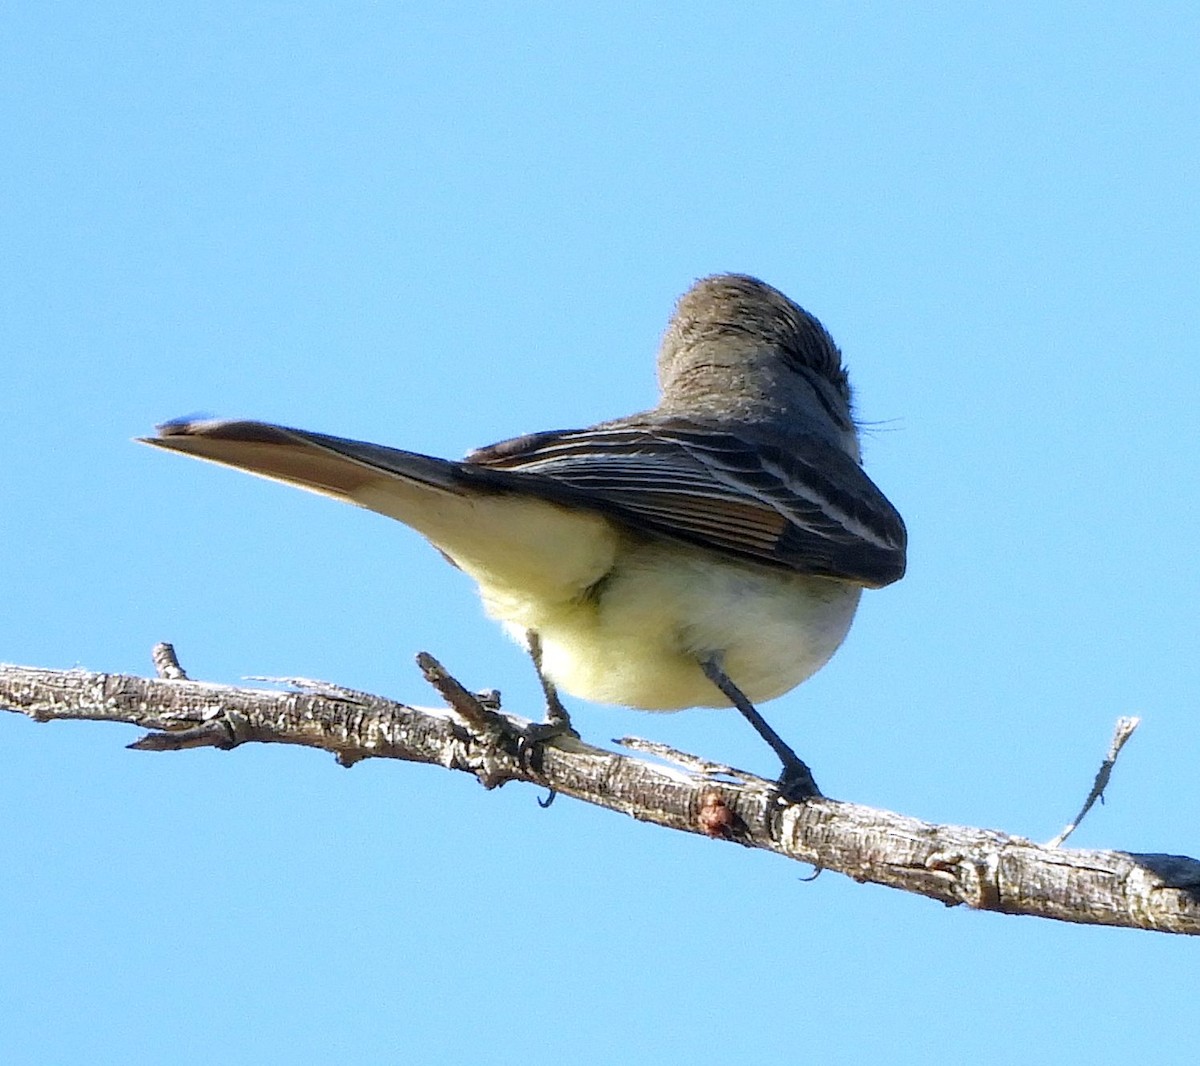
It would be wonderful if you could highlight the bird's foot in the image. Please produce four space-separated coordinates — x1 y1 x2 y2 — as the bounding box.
515 701 579 770
775 756 822 803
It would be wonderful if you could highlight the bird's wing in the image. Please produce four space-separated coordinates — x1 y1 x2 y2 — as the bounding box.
467 421 907 587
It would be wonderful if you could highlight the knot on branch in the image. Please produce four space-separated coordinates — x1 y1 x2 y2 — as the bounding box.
926 849 1004 911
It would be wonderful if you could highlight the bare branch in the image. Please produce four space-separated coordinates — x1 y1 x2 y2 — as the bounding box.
2 657 1198 935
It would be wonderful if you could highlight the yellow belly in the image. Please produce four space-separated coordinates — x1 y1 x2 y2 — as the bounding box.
483 540 862 711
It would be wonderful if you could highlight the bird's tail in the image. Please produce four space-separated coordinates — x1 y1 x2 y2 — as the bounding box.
141 418 470 513
140 419 619 603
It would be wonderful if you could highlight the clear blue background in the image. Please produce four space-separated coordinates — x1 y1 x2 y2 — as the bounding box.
3 4 1197 1063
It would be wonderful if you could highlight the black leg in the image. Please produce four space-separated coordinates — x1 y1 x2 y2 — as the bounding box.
700 657 821 799
506 624 576 782
516 633 579 799
527 631 575 732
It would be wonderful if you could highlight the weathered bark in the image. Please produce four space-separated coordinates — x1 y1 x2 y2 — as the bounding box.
2 655 1197 935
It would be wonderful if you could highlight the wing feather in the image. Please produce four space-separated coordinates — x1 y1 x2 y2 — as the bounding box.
467 421 906 586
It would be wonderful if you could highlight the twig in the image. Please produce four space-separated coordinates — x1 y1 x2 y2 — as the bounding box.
615 735 747 779
1046 716 1141 848
151 641 188 680
415 651 511 737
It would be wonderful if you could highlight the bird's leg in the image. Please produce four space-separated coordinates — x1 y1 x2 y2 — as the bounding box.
700 656 821 800
515 631 579 755
527 631 573 730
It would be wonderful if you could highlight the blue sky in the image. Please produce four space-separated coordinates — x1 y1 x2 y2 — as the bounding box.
3 4 1198 1063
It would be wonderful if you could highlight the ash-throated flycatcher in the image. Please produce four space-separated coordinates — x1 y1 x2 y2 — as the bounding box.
143 274 906 796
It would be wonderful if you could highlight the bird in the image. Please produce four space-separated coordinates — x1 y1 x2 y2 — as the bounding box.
142 274 906 796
